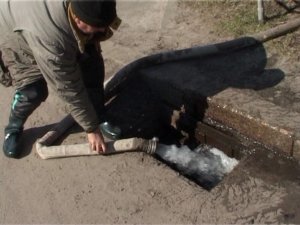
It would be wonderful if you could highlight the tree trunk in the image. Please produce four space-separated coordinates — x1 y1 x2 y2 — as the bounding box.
251 17 300 42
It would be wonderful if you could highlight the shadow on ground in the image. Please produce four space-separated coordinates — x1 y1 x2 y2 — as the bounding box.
18 124 57 158
105 39 285 147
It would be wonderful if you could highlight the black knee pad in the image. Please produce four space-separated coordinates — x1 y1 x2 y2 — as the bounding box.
19 79 48 103
12 79 48 119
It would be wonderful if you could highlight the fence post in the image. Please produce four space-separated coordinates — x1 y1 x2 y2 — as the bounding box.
258 0 265 24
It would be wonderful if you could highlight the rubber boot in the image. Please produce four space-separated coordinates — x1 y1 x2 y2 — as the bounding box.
3 112 25 158
2 79 48 158
99 121 121 140
87 89 121 139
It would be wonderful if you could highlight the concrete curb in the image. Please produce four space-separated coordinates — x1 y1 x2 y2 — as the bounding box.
205 89 300 160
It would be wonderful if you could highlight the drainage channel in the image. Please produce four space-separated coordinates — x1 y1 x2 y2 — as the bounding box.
195 122 244 160
154 119 277 190
152 121 249 191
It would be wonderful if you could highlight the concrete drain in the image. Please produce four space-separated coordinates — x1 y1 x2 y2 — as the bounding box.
150 122 243 190
195 122 245 160
155 143 239 190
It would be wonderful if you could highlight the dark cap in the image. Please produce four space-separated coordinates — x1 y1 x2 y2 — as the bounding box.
71 0 117 27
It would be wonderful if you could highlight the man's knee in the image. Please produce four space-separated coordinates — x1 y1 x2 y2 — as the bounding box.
11 79 48 119
18 79 48 103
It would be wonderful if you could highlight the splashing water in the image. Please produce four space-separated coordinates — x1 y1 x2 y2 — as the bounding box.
155 144 239 190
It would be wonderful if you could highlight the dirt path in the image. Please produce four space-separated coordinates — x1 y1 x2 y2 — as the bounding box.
1 1 300 223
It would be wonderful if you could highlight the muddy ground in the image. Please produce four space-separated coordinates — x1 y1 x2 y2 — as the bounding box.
1 1 300 223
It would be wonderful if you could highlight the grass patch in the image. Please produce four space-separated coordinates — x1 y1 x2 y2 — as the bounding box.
220 4 263 36
181 0 299 59
215 1 290 37
182 0 290 37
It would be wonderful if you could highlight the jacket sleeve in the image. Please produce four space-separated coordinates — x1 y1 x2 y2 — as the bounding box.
24 32 100 133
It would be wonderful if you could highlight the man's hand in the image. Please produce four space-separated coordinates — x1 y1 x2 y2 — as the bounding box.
87 128 107 153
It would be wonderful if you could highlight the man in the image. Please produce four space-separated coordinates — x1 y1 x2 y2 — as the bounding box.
0 0 122 158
